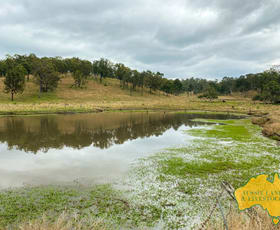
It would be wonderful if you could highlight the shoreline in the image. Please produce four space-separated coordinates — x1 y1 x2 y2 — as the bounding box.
0 102 278 141
0 105 256 116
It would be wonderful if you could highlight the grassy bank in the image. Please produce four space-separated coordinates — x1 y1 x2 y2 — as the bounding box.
0 75 279 116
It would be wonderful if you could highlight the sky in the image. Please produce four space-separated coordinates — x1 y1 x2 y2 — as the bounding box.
0 0 280 79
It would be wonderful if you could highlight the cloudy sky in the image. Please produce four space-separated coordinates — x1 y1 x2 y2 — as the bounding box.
0 0 280 79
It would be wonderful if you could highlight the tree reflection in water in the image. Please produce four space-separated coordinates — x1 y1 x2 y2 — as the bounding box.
0 112 242 154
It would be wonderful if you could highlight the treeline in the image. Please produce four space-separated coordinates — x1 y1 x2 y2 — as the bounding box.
0 54 280 103
0 54 183 101
181 72 279 94
182 70 280 103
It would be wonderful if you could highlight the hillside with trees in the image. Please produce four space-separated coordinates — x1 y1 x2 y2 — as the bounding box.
0 54 280 104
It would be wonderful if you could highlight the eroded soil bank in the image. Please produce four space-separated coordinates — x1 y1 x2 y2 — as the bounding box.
252 111 280 141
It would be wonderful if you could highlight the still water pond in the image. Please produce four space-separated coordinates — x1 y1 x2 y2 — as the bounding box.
0 112 240 188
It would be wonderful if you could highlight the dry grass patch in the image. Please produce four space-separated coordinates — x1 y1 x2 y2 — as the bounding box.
207 206 280 230
0 75 280 117
15 212 108 230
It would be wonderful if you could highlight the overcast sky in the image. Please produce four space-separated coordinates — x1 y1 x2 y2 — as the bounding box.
0 0 280 79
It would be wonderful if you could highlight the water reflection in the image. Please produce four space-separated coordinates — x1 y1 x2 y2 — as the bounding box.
0 112 243 188
0 112 239 154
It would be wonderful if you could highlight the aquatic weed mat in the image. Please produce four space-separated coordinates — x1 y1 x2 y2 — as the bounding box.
0 184 145 229
124 119 280 229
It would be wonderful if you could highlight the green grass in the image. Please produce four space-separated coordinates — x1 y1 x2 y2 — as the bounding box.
161 157 248 177
0 185 133 228
125 118 280 229
0 92 59 104
0 183 167 229
20 92 59 103
161 119 279 183
189 119 251 141
157 119 280 189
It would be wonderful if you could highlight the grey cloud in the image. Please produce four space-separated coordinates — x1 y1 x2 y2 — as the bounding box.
0 0 279 78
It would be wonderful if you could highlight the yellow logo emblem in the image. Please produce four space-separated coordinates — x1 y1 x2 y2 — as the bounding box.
235 174 280 224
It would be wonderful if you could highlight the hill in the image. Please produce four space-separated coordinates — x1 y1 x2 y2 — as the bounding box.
0 75 279 116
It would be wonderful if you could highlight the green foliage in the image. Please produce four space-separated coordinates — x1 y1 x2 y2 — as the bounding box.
160 78 173 94
252 94 263 101
198 86 218 100
219 76 235 94
65 57 92 76
33 59 60 93
50 56 68 74
114 63 131 88
0 59 7 76
92 58 114 82
181 69 280 96
260 80 280 104
181 77 210 94
2 53 280 98
13 54 33 76
172 79 183 95
160 78 183 95
252 70 280 103
72 70 88 88
144 71 162 93
131 70 140 90
4 64 26 101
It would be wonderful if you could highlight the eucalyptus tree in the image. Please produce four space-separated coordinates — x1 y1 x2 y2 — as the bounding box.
255 70 280 103
198 86 218 100
63 58 91 88
143 70 153 93
50 56 68 74
144 71 163 93
160 78 173 95
12 54 34 81
262 81 280 104
33 58 60 94
114 63 131 88
131 70 141 90
92 58 114 82
72 70 88 88
138 71 145 95
0 59 7 76
172 79 183 95
80 60 92 76
4 64 26 101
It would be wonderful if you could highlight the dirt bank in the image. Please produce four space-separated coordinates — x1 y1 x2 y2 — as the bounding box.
252 112 280 141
